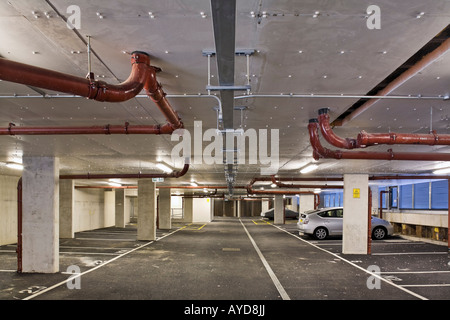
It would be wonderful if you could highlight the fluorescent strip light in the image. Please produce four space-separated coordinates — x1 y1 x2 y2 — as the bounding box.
433 167 450 175
6 162 23 170
156 163 173 173
190 182 198 187
108 182 122 187
300 164 318 174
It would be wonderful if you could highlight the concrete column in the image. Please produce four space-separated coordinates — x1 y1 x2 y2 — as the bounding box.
104 190 115 227
59 179 74 238
343 174 369 254
261 200 269 213
274 195 284 224
115 189 125 228
22 156 59 273
183 197 193 223
236 200 241 218
0 175 20 245
159 188 171 230
300 194 316 212
291 196 299 212
137 179 156 240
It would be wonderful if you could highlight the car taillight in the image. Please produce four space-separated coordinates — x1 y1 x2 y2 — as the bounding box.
303 218 309 224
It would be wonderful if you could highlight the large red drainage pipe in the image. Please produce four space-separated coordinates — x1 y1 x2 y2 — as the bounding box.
318 108 450 149
0 51 183 133
1 122 174 136
309 119 450 161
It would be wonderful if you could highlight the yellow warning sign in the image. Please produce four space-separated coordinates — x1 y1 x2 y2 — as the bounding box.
353 188 360 198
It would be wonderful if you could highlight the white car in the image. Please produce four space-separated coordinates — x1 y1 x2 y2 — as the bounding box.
297 207 394 240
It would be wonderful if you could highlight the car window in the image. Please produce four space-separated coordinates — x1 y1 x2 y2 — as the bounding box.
318 210 334 218
335 209 343 218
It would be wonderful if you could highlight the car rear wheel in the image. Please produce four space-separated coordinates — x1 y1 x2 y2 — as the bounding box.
372 226 387 240
314 227 328 240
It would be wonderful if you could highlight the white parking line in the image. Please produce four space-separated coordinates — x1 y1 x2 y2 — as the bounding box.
401 284 450 287
372 252 447 256
380 270 450 274
239 219 290 300
23 227 183 300
271 224 429 300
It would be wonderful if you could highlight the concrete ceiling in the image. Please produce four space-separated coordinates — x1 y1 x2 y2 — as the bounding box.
0 0 449 193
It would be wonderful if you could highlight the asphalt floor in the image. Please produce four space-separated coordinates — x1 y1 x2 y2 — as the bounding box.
0 216 448 302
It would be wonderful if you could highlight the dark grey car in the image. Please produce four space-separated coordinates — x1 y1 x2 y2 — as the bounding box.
261 208 299 220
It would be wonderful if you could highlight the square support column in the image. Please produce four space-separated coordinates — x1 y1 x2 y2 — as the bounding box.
299 194 316 212
158 188 171 230
183 197 193 223
137 179 156 241
22 156 59 273
59 179 74 239
274 195 284 224
261 200 269 213
343 174 369 255
115 189 126 228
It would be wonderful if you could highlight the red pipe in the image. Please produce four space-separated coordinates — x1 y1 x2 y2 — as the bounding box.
368 187 372 255
1 122 174 136
0 51 183 133
0 52 148 102
270 175 343 189
309 119 450 161
357 130 450 147
59 163 189 180
318 108 450 148
16 177 22 273
379 190 389 220
318 108 358 149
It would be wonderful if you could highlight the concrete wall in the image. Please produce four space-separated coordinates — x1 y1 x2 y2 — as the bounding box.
0 175 20 245
385 211 448 228
193 198 212 223
74 188 115 232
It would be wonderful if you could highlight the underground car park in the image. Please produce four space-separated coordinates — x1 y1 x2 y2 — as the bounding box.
0 0 449 308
